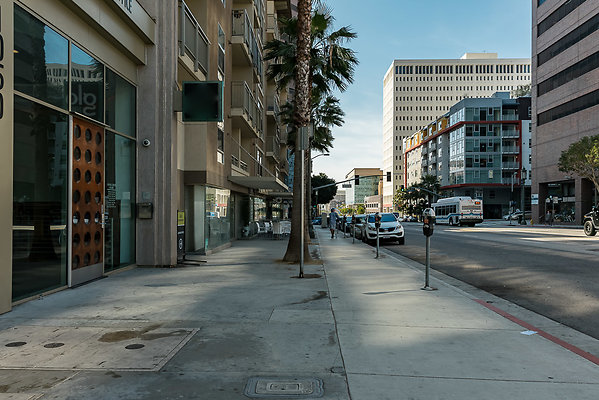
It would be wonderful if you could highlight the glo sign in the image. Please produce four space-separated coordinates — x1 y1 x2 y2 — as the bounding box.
182 81 223 122
0 3 6 120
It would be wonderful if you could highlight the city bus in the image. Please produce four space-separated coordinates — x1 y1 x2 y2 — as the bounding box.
432 196 483 226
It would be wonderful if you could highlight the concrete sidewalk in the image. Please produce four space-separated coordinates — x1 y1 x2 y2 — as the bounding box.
319 230 599 399
0 231 598 399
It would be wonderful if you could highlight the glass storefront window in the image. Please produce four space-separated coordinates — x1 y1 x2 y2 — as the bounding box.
205 187 232 250
14 5 69 110
71 44 104 122
12 96 68 300
104 133 136 271
252 197 266 221
106 69 136 137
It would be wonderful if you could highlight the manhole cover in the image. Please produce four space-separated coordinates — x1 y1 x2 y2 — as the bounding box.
244 377 323 398
5 341 27 347
125 343 145 350
43 342 65 348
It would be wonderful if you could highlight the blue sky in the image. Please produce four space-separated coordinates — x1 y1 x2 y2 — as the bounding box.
311 0 533 182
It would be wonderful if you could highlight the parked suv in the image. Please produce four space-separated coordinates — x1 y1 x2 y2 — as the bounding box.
583 206 599 236
364 213 405 245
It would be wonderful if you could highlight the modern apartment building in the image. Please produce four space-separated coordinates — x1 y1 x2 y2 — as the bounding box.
403 94 532 218
0 0 293 314
382 53 531 212
344 168 383 206
532 0 599 224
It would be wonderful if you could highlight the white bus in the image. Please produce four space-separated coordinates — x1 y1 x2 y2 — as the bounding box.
432 196 483 226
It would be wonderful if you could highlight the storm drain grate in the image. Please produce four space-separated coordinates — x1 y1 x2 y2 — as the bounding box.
244 377 324 398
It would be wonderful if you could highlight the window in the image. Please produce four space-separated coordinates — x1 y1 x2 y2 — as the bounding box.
538 88 599 126
538 50 599 96
217 128 224 163
538 0 586 36
14 5 69 109
106 69 136 137
538 13 599 66
218 24 225 74
71 44 104 122
13 96 68 300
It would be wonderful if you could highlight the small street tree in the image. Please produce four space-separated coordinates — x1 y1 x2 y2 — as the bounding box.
558 134 599 198
394 175 441 216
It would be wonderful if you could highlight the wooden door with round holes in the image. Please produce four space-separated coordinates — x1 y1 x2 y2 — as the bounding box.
72 118 104 283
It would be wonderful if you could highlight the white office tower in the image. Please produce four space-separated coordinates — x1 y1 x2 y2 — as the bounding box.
381 53 531 211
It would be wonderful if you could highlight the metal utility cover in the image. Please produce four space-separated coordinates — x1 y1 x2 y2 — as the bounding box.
244 377 324 398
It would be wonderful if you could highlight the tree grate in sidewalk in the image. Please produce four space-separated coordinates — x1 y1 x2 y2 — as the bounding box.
244 377 324 398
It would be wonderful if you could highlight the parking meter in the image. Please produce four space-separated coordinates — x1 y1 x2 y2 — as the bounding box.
374 212 381 228
422 208 437 291
422 208 435 237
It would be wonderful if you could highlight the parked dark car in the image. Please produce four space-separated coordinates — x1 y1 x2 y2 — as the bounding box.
583 206 599 236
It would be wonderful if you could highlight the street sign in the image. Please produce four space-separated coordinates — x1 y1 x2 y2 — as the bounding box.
531 193 539 205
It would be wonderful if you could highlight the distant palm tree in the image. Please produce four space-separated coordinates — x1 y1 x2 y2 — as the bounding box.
264 3 358 263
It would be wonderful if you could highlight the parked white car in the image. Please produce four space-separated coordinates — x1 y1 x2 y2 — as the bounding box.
364 213 405 245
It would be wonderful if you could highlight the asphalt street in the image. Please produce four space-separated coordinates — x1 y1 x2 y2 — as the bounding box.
381 221 599 340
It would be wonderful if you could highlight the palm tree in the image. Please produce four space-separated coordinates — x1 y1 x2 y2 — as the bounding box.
264 3 358 263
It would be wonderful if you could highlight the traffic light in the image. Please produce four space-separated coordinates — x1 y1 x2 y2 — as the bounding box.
401 185 405 191
386 171 391 182
355 175 360 185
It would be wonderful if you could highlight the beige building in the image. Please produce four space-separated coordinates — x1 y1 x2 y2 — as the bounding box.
382 53 531 211
1 0 293 314
532 0 599 224
344 168 383 206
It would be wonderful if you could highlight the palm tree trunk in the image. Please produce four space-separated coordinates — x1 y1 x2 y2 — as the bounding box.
283 0 312 263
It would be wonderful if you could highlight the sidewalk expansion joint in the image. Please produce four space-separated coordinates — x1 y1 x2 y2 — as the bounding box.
346 372 599 385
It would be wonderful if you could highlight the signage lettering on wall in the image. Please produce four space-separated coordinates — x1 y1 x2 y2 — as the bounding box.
114 0 133 14
0 5 5 120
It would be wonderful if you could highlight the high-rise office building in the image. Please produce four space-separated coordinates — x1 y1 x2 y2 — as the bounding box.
532 0 599 224
382 53 531 211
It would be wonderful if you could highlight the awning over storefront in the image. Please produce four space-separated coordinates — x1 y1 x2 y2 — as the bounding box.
228 176 289 191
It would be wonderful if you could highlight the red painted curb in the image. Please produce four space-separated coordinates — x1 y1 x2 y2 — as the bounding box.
474 299 599 366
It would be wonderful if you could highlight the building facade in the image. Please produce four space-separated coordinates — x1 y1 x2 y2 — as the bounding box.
532 0 599 224
404 94 532 219
1 0 293 314
382 53 531 212
344 168 383 206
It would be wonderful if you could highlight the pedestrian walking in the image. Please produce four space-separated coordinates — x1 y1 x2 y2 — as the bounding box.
545 210 552 226
329 208 339 239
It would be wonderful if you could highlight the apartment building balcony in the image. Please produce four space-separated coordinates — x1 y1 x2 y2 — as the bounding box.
231 81 263 139
232 9 263 82
501 162 519 169
501 127 519 138
429 154 437 163
253 0 265 27
421 146 428 155
266 13 280 39
267 94 280 122
178 0 209 74
421 159 428 167
429 142 437 151
266 135 282 163
231 144 253 177
502 146 520 154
